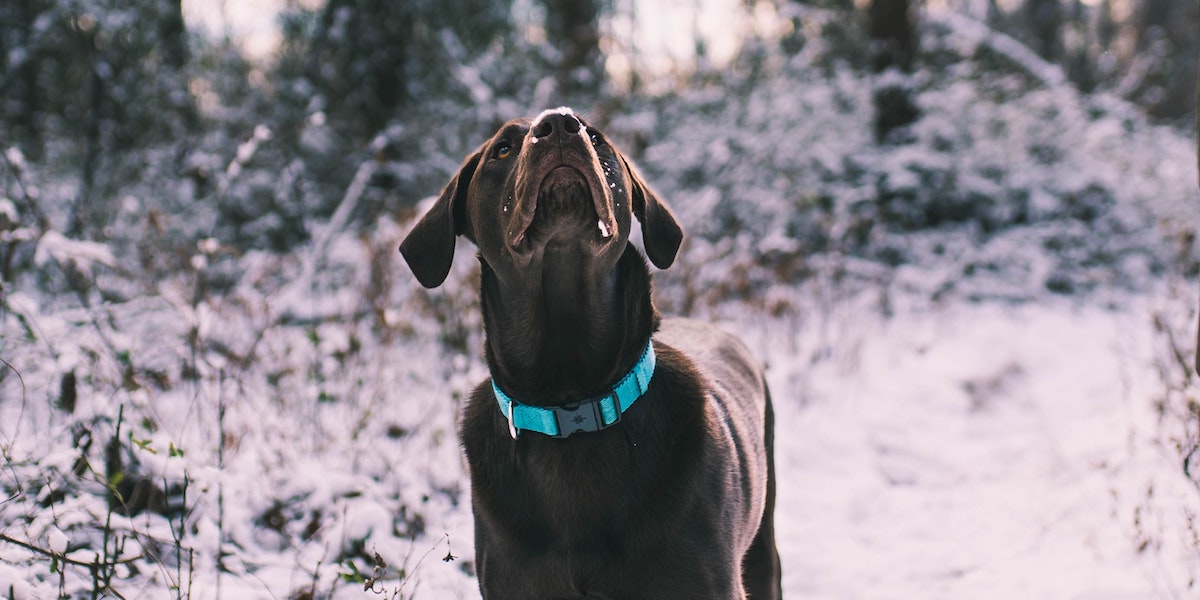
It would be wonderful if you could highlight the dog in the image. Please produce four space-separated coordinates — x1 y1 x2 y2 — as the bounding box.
400 108 781 599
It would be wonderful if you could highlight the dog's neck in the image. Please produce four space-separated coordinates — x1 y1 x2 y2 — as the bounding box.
480 245 657 407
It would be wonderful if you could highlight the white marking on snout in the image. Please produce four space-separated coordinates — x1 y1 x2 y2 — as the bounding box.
531 106 575 129
530 107 588 138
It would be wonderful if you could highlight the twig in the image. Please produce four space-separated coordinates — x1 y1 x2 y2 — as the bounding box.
0 533 142 569
1154 313 1195 386
291 159 377 301
97 405 126 598
276 308 373 329
0 147 49 231
1194 297 1199 376
173 474 189 599
395 533 454 598
0 355 28 477
216 369 227 599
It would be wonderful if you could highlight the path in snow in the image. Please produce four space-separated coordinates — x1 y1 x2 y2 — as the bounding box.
404 291 1198 599
753 293 1196 600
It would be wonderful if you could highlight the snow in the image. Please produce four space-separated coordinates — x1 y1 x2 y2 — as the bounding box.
531 106 581 132
935 11 1067 89
224 125 272 185
32 230 117 272
0 564 33 600
9 244 1194 598
46 528 68 555
0 198 17 227
759 294 1197 599
4 147 27 173
1 8 1198 599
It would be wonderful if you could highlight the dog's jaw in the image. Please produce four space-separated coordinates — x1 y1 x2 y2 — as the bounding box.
506 111 623 256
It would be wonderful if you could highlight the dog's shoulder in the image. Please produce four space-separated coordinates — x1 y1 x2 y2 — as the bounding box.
654 317 768 454
654 317 763 392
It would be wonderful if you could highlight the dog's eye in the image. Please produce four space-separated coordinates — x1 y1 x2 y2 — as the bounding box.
587 129 602 148
493 141 513 160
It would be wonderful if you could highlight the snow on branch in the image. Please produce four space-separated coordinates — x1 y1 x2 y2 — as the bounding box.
930 10 1066 89
34 230 116 273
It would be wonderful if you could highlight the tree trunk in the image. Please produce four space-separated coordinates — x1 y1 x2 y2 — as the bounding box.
68 59 105 239
869 0 919 143
160 0 188 69
305 0 408 138
1022 0 1061 61
1134 0 1196 121
870 0 915 73
540 0 603 97
8 0 44 157
1095 0 1116 50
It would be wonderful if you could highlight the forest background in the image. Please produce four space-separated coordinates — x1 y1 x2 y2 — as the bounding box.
1 0 1199 598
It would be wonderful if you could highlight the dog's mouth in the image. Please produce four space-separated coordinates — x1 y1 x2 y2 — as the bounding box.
508 166 618 250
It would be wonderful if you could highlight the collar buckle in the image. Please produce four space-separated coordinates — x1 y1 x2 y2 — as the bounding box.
550 395 618 439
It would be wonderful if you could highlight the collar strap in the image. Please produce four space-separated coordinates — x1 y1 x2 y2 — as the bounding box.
491 341 656 439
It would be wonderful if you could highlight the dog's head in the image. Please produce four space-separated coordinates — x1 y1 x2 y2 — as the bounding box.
400 108 683 288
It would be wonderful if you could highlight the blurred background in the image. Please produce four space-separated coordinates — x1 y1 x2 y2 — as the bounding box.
0 0 1194 258
1 1 1199 598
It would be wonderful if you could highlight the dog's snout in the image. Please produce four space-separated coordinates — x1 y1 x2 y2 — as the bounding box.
531 112 583 142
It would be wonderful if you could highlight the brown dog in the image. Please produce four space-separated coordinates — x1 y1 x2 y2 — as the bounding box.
400 108 781 599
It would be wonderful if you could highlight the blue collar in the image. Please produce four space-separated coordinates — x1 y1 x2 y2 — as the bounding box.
491 341 656 439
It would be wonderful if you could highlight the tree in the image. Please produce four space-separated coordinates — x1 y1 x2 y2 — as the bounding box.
1129 0 1197 122
0 0 197 237
279 0 515 141
1022 0 1062 61
0 0 46 156
984 0 1196 124
540 0 605 99
869 0 919 142
159 0 188 70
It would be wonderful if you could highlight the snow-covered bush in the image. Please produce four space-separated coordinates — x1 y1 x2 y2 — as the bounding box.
0 4 1197 598
614 13 1193 311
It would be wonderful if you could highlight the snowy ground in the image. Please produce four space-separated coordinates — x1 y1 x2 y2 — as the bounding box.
2 12 1198 595
763 291 1197 599
2 225 1198 600
379 283 1200 599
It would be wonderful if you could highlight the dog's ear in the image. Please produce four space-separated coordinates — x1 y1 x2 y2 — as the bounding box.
624 157 683 269
400 148 482 288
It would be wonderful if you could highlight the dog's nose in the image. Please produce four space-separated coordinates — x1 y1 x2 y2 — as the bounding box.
531 112 583 142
